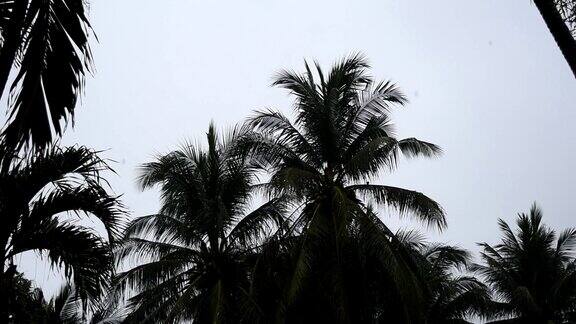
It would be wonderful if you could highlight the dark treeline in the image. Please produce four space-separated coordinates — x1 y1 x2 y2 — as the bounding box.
2 55 576 324
0 1 575 323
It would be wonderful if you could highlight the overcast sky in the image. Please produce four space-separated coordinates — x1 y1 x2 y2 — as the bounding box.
15 0 576 300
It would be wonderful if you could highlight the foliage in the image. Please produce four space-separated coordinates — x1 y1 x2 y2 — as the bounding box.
474 204 576 323
8 53 574 324
0 0 95 150
3 270 47 323
5 277 126 324
116 124 286 323
42 283 127 324
0 145 125 322
398 231 494 323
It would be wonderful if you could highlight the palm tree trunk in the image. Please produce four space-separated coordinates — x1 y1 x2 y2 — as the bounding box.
533 0 576 79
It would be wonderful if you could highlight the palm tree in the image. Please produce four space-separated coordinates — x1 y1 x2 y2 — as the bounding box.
241 54 445 323
397 231 493 324
115 124 286 323
0 145 125 323
474 203 576 323
0 0 95 150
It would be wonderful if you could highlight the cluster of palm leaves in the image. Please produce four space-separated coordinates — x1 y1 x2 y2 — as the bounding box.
0 145 126 323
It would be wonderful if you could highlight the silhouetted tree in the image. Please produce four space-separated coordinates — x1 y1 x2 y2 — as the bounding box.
474 204 576 323
0 0 94 150
241 54 445 323
115 124 286 323
0 145 124 323
398 231 493 323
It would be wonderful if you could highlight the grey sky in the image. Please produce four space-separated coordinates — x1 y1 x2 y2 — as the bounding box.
15 0 576 300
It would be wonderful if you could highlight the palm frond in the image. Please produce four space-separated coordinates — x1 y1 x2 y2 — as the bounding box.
50 282 82 323
26 185 125 242
398 138 443 158
14 145 111 200
228 197 287 248
122 214 198 247
348 184 446 229
247 109 320 166
115 237 196 264
2 0 94 150
556 228 576 260
11 219 112 304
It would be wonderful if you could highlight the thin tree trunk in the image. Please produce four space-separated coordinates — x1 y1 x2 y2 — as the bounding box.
534 0 576 79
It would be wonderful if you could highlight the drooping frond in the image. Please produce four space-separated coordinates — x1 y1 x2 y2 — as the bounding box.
228 197 287 248
26 185 125 242
14 145 111 199
348 184 446 229
1 145 125 312
2 0 95 150
11 219 112 303
122 214 199 247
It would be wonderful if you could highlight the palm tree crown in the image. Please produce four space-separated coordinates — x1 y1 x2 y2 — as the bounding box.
0 145 124 321
474 204 576 323
116 124 286 323
244 54 445 229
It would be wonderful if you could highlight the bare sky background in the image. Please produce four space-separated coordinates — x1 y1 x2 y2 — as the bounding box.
14 0 576 301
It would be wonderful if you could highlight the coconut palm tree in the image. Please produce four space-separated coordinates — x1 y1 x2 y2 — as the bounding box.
0 0 95 150
240 54 445 323
397 231 493 324
0 145 125 322
115 124 286 323
474 203 576 323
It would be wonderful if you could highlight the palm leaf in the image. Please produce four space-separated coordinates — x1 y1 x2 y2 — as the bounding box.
2 0 94 149
11 219 112 304
348 184 446 229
